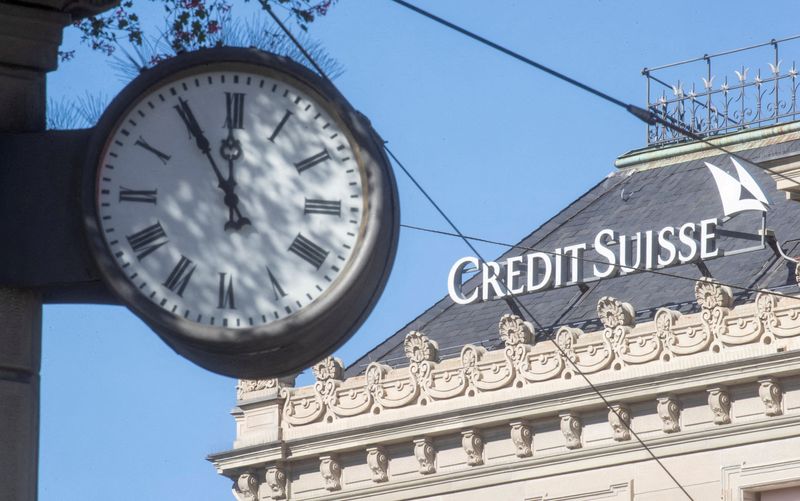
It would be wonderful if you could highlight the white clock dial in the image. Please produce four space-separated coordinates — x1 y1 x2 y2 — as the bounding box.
95 68 366 329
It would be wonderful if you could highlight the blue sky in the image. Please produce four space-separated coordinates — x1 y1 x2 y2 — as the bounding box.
40 1 800 499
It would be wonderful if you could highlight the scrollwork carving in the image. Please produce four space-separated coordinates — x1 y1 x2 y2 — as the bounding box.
413 437 436 474
499 314 533 346
461 429 484 466
366 446 389 483
695 277 732 342
231 473 258 501
657 395 681 433
707 386 731 425
758 377 783 416
509 421 533 457
598 296 635 362
559 412 582 449
320 455 342 491
608 404 631 441
264 466 287 500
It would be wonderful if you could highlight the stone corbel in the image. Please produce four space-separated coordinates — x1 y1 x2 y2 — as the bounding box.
263 465 287 500
608 404 632 441
319 455 342 491
758 377 783 416
559 411 582 449
707 386 732 425
509 420 533 457
232 473 259 501
461 429 484 466
657 395 681 433
413 437 436 474
366 446 389 483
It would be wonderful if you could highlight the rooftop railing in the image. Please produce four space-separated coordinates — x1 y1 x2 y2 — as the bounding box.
645 35 800 146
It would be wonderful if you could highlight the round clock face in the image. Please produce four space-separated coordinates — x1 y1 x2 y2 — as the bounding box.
94 68 364 329
83 49 399 377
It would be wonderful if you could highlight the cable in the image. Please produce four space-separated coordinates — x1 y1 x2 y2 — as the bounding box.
400 223 800 302
387 0 800 193
270 8 695 498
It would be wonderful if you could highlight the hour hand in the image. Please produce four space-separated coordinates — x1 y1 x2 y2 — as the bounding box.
174 97 210 154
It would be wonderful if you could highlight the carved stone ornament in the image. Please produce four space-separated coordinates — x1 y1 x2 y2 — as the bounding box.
366 446 389 483
796 261 800 287
597 296 635 329
758 377 783 416
707 386 731 425
264 466 287 500
499 314 533 346
608 404 632 441
319 455 342 491
236 376 296 401
559 412 582 449
404 331 439 363
694 277 734 310
232 473 259 501
509 421 533 457
461 429 484 466
413 437 436 474
313 357 344 382
657 395 681 433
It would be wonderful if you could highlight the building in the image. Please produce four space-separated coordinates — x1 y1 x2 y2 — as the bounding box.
209 45 800 500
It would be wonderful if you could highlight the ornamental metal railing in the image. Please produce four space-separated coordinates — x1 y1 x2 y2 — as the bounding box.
644 35 800 146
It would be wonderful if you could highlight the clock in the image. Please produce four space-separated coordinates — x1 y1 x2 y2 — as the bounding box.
81 48 399 378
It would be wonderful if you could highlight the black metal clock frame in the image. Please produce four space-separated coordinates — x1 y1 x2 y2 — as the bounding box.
81 48 400 378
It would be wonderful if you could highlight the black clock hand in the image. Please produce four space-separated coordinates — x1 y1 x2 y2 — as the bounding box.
219 126 251 230
174 98 251 230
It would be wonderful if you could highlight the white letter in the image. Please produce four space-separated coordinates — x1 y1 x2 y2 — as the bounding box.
563 243 587 284
526 252 553 292
593 229 618 279
506 255 524 295
657 226 678 267
619 232 643 275
482 261 505 301
678 222 698 263
700 218 721 259
448 256 479 305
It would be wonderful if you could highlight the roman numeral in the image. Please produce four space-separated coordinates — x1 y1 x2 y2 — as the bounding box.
134 136 171 164
126 222 168 261
288 233 329 270
294 149 330 173
266 266 287 301
304 198 341 216
224 92 245 129
217 272 236 309
119 187 157 204
268 110 292 142
162 255 196 297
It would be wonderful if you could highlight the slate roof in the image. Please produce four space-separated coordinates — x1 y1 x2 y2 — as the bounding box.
346 135 800 377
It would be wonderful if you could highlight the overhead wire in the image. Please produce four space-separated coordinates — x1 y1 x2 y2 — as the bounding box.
259 4 800 498
387 0 800 194
399 223 800 303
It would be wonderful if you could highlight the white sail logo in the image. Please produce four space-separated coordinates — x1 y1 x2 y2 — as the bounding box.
704 157 769 216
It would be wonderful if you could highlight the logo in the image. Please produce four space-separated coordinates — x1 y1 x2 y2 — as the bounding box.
704 157 769 216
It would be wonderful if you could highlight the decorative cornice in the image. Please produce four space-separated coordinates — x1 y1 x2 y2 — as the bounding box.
280 283 800 428
758 377 783 416
657 395 681 433
366 446 389 483
707 386 732 425
320 454 342 491
232 473 258 501
608 404 632 441
413 438 436 474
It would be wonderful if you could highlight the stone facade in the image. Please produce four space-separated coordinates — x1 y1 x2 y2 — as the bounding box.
210 278 800 500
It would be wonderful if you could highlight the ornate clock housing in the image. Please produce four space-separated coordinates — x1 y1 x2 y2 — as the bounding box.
82 48 399 378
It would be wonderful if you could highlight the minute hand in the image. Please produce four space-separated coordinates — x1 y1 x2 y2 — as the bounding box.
174 98 251 230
